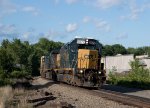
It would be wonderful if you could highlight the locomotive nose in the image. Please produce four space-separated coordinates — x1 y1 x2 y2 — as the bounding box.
78 49 98 69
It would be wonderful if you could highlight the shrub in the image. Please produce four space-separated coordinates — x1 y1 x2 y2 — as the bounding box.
108 60 150 89
11 70 29 79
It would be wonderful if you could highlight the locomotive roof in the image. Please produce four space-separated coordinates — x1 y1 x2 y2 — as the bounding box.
74 38 98 41
60 38 102 50
68 38 99 43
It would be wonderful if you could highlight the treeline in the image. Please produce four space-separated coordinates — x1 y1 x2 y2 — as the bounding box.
0 38 63 86
0 38 150 86
102 44 150 56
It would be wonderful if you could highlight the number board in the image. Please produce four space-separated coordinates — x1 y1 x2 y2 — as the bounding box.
88 40 96 45
77 39 85 44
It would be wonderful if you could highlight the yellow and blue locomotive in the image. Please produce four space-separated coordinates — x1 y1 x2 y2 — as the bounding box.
40 38 106 87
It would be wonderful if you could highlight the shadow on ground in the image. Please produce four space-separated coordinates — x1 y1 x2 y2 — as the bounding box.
101 84 143 93
30 80 59 90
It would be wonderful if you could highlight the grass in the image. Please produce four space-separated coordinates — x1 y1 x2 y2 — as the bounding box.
0 86 32 108
0 86 13 108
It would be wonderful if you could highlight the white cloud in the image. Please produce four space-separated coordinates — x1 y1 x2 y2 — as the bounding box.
54 0 60 4
0 24 65 43
0 24 17 34
66 23 78 33
30 29 65 43
22 6 39 16
120 1 150 20
22 32 31 39
0 0 17 11
96 20 107 28
116 32 128 40
43 29 61 39
95 19 111 32
82 16 111 32
83 16 91 23
94 0 122 9
0 23 19 41
65 0 78 4
0 0 17 18
0 0 40 18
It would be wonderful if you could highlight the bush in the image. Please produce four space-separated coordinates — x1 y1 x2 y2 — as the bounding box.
0 68 30 86
108 60 150 89
0 79 13 86
0 68 13 86
11 70 29 79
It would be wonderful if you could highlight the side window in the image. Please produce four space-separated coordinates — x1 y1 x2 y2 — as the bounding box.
70 45 75 52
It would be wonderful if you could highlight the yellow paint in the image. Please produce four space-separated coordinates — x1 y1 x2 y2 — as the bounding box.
54 68 73 71
78 49 98 69
56 54 60 67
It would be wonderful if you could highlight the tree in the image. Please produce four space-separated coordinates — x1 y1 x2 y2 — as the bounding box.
102 45 114 56
102 44 127 56
0 38 65 86
134 47 145 56
28 50 40 76
127 47 136 54
112 44 127 55
0 48 14 72
1 39 10 49
34 38 64 55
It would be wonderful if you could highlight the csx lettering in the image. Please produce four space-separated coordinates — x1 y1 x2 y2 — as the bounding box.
84 55 93 59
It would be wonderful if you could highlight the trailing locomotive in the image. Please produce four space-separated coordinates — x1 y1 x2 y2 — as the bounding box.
40 38 106 87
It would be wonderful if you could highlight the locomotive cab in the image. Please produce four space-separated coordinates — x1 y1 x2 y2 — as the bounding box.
76 38 105 87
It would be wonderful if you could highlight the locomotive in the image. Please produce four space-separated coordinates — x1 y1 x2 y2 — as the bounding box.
40 38 106 87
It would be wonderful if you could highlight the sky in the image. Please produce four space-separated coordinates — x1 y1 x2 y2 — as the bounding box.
0 0 150 48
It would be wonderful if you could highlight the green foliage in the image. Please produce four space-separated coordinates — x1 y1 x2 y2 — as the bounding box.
0 68 12 86
102 45 114 56
31 38 63 75
112 44 127 55
102 44 127 56
126 46 150 56
127 47 136 54
0 78 12 86
108 60 150 89
0 47 14 72
103 44 150 56
11 70 29 79
0 38 64 86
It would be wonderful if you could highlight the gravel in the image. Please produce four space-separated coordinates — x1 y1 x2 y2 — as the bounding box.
47 84 136 108
32 78 137 108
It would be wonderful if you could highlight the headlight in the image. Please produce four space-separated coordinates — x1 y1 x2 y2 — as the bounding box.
98 71 101 74
80 70 83 73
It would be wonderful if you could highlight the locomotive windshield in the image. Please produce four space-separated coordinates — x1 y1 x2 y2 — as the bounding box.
78 44 96 50
77 38 98 50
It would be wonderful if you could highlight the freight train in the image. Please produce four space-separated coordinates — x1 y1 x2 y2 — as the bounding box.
40 38 106 88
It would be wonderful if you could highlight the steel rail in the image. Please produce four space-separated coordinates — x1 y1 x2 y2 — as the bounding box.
92 89 150 108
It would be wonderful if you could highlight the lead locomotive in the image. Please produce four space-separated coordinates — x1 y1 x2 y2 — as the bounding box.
40 38 106 87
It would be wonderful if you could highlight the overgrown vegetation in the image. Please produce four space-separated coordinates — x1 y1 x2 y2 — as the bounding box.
108 60 150 89
0 86 32 108
102 44 150 56
0 38 63 86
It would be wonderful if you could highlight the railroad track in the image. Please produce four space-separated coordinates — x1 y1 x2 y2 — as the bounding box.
92 89 150 108
60 83 150 108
